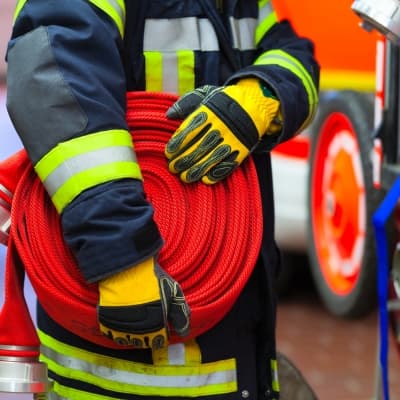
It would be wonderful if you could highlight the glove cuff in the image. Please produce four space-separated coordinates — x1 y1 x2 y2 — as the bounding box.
99 257 159 306
224 83 280 137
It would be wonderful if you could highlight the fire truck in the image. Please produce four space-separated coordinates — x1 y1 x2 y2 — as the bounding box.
271 0 381 318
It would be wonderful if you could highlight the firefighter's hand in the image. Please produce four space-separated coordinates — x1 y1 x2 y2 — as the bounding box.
97 257 190 349
165 78 281 184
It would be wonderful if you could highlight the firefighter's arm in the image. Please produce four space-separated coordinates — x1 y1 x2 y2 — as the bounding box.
6 0 180 345
6 0 163 282
227 1 320 148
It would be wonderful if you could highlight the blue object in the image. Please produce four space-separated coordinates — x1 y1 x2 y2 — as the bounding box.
373 176 400 400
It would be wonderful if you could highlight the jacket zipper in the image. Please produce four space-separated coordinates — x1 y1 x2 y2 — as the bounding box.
216 0 224 12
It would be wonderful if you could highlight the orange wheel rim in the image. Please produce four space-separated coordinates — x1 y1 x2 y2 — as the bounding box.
311 112 366 295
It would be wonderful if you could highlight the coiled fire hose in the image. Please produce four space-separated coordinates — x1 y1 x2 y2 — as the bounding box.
4 91 263 348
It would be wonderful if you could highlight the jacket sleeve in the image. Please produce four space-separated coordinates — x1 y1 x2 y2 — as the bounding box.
6 0 163 283
226 1 320 150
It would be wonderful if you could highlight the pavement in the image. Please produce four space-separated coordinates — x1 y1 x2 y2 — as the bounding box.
277 267 400 400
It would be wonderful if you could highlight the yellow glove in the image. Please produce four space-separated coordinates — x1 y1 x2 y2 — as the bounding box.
97 257 190 349
165 78 281 184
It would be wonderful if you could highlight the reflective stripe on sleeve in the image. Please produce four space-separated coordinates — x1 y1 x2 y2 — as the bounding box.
14 0 126 38
254 49 319 130
34 130 142 214
255 0 277 45
13 0 28 23
38 330 237 398
271 358 280 393
88 0 125 37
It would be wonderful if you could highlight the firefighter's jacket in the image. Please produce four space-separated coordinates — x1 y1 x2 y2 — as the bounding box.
6 1 319 399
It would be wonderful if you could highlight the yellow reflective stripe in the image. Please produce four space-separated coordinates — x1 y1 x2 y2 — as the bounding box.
145 52 163 92
177 50 195 95
35 130 134 181
14 0 125 37
52 161 141 213
271 358 280 392
13 0 28 23
254 49 319 130
51 382 111 400
34 130 142 213
185 340 202 364
39 330 237 397
256 0 277 45
88 0 125 38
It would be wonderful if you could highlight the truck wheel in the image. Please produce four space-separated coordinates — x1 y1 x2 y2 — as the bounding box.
307 90 378 317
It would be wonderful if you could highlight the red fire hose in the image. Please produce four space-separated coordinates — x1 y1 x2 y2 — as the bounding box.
4 91 263 348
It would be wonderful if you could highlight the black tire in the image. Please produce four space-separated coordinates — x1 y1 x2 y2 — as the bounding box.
307 90 379 318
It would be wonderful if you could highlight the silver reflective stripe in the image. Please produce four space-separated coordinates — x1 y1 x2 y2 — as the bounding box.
0 184 12 199
229 17 258 50
40 345 236 389
42 146 137 198
259 0 274 24
144 17 219 51
163 53 179 93
167 343 186 365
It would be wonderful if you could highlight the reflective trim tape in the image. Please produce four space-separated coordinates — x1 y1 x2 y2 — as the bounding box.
145 52 163 92
88 0 125 38
271 358 280 392
256 0 277 45
144 18 219 52
153 340 202 366
13 0 28 23
229 17 258 50
34 130 142 213
177 50 196 95
145 50 195 95
39 330 237 397
254 49 319 130
13 0 125 37
143 18 215 95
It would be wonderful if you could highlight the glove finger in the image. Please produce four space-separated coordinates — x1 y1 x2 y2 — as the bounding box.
181 144 232 183
169 129 222 174
158 273 191 337
165 112 208 158
166 85 219 119
169 291 191 337
202 152 240 184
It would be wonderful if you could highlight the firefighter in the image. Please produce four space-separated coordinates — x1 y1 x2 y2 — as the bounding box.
5 1 319 399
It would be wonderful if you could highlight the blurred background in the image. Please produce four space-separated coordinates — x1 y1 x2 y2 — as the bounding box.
1 0 400 399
